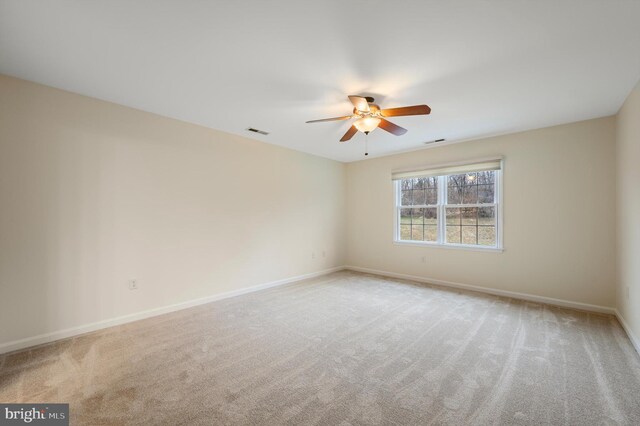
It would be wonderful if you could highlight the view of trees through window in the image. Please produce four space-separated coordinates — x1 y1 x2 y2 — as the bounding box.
398 171 498 247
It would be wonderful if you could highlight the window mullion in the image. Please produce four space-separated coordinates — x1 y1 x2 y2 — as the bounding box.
439 175 446 244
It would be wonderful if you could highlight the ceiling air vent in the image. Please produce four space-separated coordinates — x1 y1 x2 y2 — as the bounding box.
246 127 269 136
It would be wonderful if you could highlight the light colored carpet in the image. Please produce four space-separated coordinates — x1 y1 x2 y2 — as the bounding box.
1 271 639 425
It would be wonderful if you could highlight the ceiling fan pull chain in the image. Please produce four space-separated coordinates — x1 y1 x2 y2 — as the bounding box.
365 133 369 156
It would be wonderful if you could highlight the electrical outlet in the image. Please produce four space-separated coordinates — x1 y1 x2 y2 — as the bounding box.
311 252 316 259
421 256 426 264
322 251 326 258
128 279 138 290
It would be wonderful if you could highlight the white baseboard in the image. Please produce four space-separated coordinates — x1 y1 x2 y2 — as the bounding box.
344 265 616 315
615 310 640 355
0 266 344 355
5 265 636 358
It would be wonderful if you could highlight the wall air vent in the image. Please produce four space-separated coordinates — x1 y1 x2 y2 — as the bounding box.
246 127 269 135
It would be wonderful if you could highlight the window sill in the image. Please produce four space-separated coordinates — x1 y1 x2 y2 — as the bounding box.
393 240 504 253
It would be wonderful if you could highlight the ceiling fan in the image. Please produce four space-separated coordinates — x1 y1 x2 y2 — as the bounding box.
306 95 431 142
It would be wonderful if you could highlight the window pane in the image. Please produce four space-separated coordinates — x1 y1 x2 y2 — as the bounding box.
463 186 478 204
478 184 494 204
401 190 412 205
447 174 465 204
412 189 426 205
462 226 477 245
411 208 424 225
398 207 438 242
476 171 495 185
465 172 478 185
400 224 411 240
447 187 462 204
424 208 437 225
478 207 495 225
447 174 465 187
424 225 437 242
446 208 462 244
400 177 440 206
448 172 496 206
479 226 496 246
446 208 461 225
411 225 423 240
425 188 437 205
462 208 477 225
400 208 412 224
446 225 461 244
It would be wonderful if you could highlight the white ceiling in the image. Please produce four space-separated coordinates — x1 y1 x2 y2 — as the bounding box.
1 1 640 162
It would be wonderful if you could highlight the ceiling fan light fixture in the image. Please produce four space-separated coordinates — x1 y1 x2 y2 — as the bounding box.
354 116 381 133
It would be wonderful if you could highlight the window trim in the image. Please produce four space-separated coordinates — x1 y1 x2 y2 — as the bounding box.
393 168 504 252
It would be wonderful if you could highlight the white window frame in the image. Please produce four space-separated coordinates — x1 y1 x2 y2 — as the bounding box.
393 169 503 252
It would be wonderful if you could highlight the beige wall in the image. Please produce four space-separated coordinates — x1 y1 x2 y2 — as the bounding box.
0 72 630 351
347 117 617 308
616 80 640 343
0 74 347 347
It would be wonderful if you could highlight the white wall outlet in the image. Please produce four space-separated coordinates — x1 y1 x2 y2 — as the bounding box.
322 251 326 258
311 252 316 259
421 256 426 264
128 279 138 290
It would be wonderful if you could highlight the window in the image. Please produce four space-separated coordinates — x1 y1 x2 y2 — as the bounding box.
393 159 502 250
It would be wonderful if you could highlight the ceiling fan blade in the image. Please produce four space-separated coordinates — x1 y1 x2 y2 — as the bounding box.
306 116 352 123
348 95 370 113
378 118 407 136
340 125 358 142
380 105 431 117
